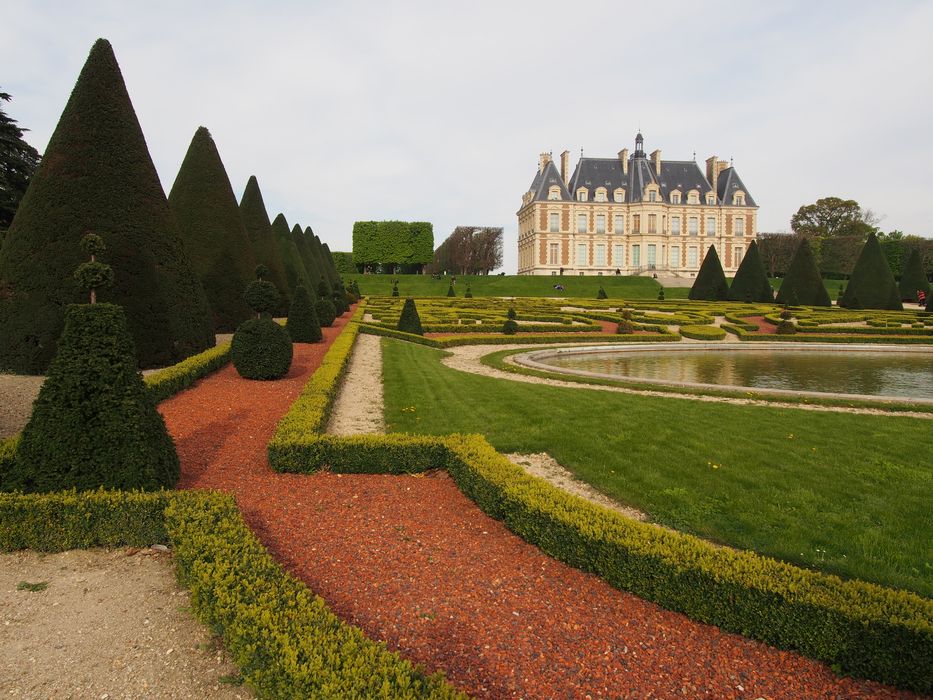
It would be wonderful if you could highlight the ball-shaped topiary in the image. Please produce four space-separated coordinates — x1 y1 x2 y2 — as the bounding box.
502 319 518 335
231 318 293 379
6 303 179 492
244 279 281 317
286 285 322 343
316 297 337 327
397 297 424 335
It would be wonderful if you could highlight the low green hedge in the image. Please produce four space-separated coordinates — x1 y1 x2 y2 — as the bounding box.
678 324 726 340
724 324 933 344
145 342 232 403
166 492 462 698
269 429 933 692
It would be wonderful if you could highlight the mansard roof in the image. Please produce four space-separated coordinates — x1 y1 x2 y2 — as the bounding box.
717 167 757 207
528 160 572 201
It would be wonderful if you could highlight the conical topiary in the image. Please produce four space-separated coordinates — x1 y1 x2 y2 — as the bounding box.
0 38 213 374
776 238 831 307
286 285 322 343
239 176 290 315
321 241 343 288
597 286 607 299
168 127 257 332
315 279 337 326
899 248 930 302
464 284 473 298
447 282 456 297
272 213 314 293
231 269 292 380
688 245 729 301
302 229 330 292
397 297 424 335
5 300 179 492
293 224 326 294
727 240 774 303
839 233 903 310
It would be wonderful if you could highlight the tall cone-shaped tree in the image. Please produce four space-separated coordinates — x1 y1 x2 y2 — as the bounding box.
239 176 290 314
320 238 342 288
688 245 729 301
304 228 332 295
727 240 774 302
898 247 930 302
839 233 903 310
0 38 213 373
776 238 830 306
168 127 257 331
292 224 325 293
272 213 313 293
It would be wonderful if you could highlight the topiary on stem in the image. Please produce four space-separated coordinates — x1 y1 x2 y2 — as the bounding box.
286 284 322 343
397 297 424 335
231 269 292 380
657 287 665 301
74 233 114 304
391 280 399 297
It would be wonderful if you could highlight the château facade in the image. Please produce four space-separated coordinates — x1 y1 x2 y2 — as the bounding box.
517 133 758 276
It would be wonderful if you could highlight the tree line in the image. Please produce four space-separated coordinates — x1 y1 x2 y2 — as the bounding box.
427 226 503 275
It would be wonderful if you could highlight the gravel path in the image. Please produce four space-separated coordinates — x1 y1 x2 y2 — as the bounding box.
0 549 251 699
327 333 384 434
158 320 915 699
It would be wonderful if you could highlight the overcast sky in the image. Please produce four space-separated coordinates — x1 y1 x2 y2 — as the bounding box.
4 1 932 272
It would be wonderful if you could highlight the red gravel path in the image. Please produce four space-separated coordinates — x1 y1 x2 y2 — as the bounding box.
746 315 779 334
160 314 920 699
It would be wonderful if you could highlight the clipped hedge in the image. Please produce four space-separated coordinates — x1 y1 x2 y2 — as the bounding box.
678 325 726 341
166 492 462 698
145 342 231 403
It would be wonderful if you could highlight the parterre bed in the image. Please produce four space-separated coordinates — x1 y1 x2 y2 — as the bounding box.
159 314 921 699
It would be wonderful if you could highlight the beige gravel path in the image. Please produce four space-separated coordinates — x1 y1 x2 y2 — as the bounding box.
327 333 385 434
0 548 252 699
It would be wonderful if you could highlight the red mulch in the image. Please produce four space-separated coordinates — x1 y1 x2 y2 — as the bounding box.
160 313 919 699
745 315 779 334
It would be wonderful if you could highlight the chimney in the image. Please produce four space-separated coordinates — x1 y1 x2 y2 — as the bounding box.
560 150 570 186
538 152 552 174
706 155 718 192
619 148 629 175
717 159 729 178
650 149 661 176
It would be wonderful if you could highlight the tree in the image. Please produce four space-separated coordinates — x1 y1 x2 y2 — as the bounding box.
271 213 313 294
168 127 257 332
727 240 773 302
688 245 729 301
239 176 290 315
776 238 831 306
285 284 322 343
0 90 41 235
756 233 802 278
428 226 503 275
839 233 903 310
352 220 433 273
396 297 424 335
791 197 878 239
0 39 213 374
899 247 930 302
331 251 357 274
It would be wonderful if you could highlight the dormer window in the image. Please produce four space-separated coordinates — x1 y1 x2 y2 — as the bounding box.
733 192 745 206
670 191 681 204
648 191 657 202
595 187 608 202
548 186 561 201
706 193 716 205
577 188 588 202
613 188 625 203
687 190 699 205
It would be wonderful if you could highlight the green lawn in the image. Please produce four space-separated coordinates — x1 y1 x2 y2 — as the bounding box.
381 339 933 596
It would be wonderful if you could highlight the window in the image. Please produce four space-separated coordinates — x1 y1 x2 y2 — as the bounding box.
548 212 559 232
613 214 624 234
706 216 716 236
648 190 657 202
734 193 745 206
688 217 698 236
648 214 657 233
548 187 560 201
633 214 641 233
671 245 680 266
577 243 588 266
671 216 681 235
613 189 625 203
735 217 745 236
595 188 607 202
595 243 606 266
647 244 656 267
631 244 641 267
706 193 716 205
735 246 744 266
688 191 699 204
577 189 588 202
596 214 606 234
577 213 587 233
549 243 559 265
613 244 624 266
671 192 681 204
688 246 698 267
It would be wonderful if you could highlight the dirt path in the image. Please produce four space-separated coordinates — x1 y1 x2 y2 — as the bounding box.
327 332 384 434
0 549 251 699
156 319 914 699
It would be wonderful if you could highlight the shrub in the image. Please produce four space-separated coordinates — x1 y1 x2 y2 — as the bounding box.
168 126 257 332
775 319 797 335
597 286 607 299
231 318 293 380
502 319 518 335
839 233 903 310
243 279 281 318
465 284 473 298
679 324 726 340
447 282 456 297
397 298 424 335
899 248 931 302
0 39 213 373
5 303 179 492
616 318 635 334
688 245 729 301
657 287 665 301
727 240 774 303
315 297 337 327
286 285 322 343
777 238 831 306
239 176 291 315
507 307 517 320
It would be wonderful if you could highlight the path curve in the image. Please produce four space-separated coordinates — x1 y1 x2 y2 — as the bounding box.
158 318 919 699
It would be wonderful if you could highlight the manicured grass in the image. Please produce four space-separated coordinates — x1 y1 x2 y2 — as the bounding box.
381 339 933 596
345 273 662 299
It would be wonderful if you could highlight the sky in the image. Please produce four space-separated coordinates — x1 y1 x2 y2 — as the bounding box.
4 0 933 273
